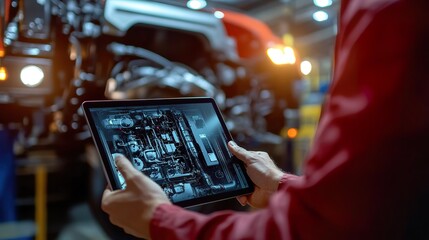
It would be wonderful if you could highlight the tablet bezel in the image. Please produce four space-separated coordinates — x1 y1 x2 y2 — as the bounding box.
82 97 254 208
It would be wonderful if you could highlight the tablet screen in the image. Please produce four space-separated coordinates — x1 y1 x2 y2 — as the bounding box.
82 97 253 207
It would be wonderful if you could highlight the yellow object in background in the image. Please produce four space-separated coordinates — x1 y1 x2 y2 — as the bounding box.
36 165 47 240
293 100 322 174
282 33 294 47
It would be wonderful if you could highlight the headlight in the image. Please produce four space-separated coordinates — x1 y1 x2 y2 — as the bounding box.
20 65 45 87
266 46 296 65
0 67 7 81
0 56 54 104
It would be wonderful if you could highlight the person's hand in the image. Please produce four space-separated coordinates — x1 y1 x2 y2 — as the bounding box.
102 154 171 239
228 141 284 208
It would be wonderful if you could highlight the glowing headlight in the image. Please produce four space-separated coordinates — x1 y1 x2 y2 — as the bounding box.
267 46 296 65
20 65 44 87
0 67 7 81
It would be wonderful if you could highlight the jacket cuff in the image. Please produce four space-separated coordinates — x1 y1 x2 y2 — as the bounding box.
150 203 182 238
278 173 300 190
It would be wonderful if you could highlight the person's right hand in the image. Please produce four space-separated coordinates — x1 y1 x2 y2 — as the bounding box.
228 141 285 208
102 154 171 239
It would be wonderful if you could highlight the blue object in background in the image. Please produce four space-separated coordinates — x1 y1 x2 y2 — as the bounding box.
0 129 16 222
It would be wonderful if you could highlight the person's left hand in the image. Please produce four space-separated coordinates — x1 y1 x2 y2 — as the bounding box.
102 154 171 239
227 141 285 208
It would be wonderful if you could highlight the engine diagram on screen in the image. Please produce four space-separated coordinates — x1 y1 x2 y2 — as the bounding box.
92 104 249 203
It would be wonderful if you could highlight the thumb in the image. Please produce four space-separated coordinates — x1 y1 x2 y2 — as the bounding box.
236 195 248 206
114 154 138 180
228 141 250 165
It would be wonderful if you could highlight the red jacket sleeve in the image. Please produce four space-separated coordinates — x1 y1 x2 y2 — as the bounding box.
150 0 429 239
150 174 301 240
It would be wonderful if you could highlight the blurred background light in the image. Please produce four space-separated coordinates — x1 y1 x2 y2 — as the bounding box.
20 65 44 87
300 60 312 75
287 128 298 139
0 67 7 81
214 11 224 19
283 46 296 64
313 0 333 7
187 0 207 10
267 46 296 65
312 10 329 22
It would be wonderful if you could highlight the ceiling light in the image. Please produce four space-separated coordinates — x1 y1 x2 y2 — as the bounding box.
313 10 329 22
186 0 207 10
313 0 332 7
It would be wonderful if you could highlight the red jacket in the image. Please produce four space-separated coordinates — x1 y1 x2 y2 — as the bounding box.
150 0 429 239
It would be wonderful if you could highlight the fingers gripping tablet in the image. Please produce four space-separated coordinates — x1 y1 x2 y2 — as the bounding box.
82 97 254 208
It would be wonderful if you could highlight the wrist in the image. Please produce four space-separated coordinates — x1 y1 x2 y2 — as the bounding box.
267 168 285 191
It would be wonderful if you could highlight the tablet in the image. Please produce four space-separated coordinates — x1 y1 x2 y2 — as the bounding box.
82 97 254 208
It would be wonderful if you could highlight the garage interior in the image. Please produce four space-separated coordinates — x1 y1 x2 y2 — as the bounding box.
0 0 339 239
